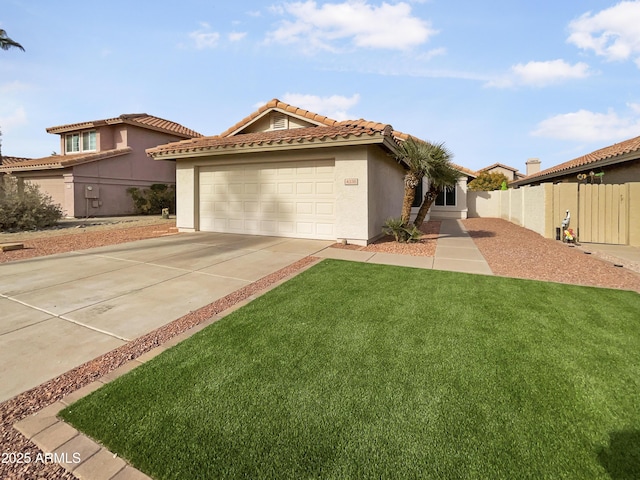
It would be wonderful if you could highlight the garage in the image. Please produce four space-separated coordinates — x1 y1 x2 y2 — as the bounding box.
198 160 336 239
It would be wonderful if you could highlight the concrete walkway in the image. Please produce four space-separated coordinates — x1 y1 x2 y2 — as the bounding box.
315 219 493 276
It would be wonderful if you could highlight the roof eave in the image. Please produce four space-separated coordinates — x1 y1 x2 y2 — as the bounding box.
148 133 391 161
511 151 638 186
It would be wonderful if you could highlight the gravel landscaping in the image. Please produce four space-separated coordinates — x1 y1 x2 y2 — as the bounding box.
1 216 638 479
463 218 640 293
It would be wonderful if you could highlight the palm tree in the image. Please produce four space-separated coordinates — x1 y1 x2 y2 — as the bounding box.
0 29 25 51
394 136 431 224
412 143 459 228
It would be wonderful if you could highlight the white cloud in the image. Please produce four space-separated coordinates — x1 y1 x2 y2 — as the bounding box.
486 60 592 88
0 106 28 132
281 93 361 120
0 81 29 95
189 24 221 49
228 32 247 42
628 102 640 114
531 108 640 142
568 1 640 66
266 1 436 53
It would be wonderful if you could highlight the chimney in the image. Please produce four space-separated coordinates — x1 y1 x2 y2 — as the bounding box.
526 158 541 176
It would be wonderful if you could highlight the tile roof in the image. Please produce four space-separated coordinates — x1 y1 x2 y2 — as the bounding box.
0 148 132 172
479 162 520 173
148 122 396 157
149 97 477 178
46 114 203 139
512 134 640 185
219 99 342 137
0 156 31 165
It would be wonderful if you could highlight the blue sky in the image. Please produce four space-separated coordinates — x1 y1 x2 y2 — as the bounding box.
2 0 640 173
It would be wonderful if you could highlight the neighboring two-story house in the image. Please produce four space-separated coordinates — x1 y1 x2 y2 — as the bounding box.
0 114 202 217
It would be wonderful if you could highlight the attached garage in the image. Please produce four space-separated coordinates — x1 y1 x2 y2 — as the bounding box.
198 160 336 239
147 99 408 245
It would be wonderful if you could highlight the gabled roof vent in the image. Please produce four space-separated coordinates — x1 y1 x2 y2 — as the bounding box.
271 112 288 130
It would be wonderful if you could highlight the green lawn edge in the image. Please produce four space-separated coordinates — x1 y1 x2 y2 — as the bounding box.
60 260 640 480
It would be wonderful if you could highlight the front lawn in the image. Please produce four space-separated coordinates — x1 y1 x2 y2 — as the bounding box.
60 260 640 479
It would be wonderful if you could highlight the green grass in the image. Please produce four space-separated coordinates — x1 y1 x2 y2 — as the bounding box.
60 260 640 480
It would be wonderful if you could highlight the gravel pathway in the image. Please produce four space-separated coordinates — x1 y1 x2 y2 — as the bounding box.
463 217 640 293
1 216 638 479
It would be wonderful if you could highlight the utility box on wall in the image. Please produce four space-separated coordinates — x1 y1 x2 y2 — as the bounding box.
85 185 100 199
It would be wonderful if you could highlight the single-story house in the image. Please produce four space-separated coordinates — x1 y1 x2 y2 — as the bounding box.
147 99 476 245
0 114 202 217
511 135 640 187
478 162 525 181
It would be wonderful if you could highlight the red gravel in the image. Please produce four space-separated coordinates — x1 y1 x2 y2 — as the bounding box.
463 217 640 293
330 221 440 256
1 222 178 264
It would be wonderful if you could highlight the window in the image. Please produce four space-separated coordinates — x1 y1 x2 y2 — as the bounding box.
435 187 456 206
65 130 96 153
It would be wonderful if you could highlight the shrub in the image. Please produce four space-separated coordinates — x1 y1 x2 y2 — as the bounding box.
468 172 510 191
127 184 175 215
0 176 63 231
382 217 423 243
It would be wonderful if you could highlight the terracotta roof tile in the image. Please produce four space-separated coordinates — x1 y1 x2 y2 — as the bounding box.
155 98 477 176
479 162 520 173
46 114 202 139
219 98 341 137
0 156 31 165
513 134 640 185
0 148 132 172
148 123 395 157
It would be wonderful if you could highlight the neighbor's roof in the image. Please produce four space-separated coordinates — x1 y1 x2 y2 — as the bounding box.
479 162 520 173
147 122 398 157
0 148 132 172
46 114 203 139
512 134 640 186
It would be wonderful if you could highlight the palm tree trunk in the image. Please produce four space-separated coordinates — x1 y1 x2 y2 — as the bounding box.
413 187 438 228
401 185 417 224
401 172 421 224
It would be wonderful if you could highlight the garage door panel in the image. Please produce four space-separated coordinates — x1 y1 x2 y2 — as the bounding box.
261 183 277 194
199 161 335 240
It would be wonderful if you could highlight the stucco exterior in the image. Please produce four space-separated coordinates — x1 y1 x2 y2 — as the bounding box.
1 114 201 217
173 145 404 245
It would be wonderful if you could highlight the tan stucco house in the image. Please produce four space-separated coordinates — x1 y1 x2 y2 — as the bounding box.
0 114 202 217
511 135 640 187
147 99 475 245
478 163 525 181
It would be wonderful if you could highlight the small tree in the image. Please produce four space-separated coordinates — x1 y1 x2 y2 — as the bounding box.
468 171 509 191
127 184 176 215
0 176 63 231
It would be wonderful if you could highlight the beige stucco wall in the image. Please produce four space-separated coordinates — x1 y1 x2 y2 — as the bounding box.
485 165 517 181
174 144 403 244
521 185 546 237
467 190 499 217
366 147 404 241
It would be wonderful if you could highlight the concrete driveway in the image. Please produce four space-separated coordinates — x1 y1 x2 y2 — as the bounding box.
0 233 332 402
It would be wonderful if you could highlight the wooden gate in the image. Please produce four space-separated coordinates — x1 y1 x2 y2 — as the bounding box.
577 184 628 244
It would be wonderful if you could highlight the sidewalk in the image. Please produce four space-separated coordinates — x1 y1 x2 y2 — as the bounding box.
315 219 493 275
578 242 640 273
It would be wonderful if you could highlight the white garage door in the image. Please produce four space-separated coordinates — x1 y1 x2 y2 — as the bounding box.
199 160 335 240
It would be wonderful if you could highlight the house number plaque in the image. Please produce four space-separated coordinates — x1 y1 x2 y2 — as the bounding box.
344 178 359 185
